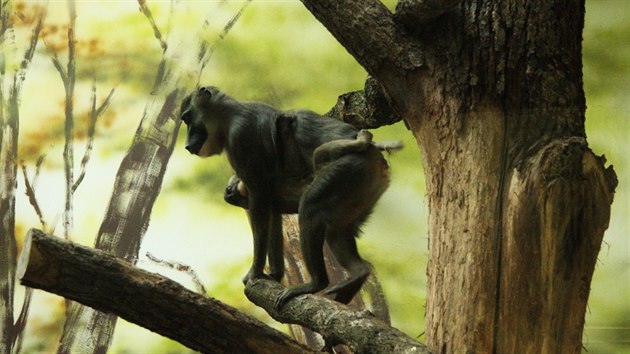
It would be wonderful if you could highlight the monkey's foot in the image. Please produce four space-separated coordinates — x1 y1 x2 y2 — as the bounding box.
268 271 284 282
323 272 370 304
274 282 327 310
242 269 275 285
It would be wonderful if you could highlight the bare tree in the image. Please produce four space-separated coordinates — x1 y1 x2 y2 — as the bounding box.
57 2 253 353
0 3 45 352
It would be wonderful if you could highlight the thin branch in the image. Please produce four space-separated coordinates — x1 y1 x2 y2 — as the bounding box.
14 9 44 86
61 0 76 240
145 252 207 294
32 153 46 191
20 162 46 230
138 0 167 52
72 81 114 193
12 288 33 353
197 0 252 83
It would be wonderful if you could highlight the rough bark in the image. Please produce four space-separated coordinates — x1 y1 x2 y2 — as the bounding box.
299 0 425 113
19 229 313 354
281 215 390 352
245 279 428 354
326 76 401 129
0 5 44 351
300 0 617 353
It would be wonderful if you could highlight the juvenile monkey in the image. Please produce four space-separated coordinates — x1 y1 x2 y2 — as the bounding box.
181 86 395 308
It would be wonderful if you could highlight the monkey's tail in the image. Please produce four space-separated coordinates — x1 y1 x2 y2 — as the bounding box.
373 141 404 154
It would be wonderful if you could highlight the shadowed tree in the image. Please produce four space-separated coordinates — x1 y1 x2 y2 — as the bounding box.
296 0 617 352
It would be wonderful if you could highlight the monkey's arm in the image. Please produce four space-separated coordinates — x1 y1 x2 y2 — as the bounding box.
241 186 274 284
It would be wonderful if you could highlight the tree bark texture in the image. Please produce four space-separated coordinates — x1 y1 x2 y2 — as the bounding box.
281 215 390 352
245 279 429 354
301 0 617 353
0 5 43 352
18 229 312 354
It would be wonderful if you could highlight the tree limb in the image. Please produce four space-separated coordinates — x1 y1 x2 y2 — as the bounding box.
245 279 429 354
18 229 313 354
299 0 425 113
326 76 401 129
394 0 461 29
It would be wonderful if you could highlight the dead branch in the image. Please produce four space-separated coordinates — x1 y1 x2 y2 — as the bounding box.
73 82 115 193
145 252 207 294
18 229 314 354
138 0 168 52
20 162 46 230
245 280 429 354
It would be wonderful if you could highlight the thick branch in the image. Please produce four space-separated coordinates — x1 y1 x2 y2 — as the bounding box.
245 279 429 354
326 76 401 129
18 229 312 354
300 0 424 112
394 0 461 29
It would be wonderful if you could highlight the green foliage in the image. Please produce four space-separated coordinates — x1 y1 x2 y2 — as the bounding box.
12 1 629 352
581 1 630 352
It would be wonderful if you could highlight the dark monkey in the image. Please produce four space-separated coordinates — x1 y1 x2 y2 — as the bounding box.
181 86 398 309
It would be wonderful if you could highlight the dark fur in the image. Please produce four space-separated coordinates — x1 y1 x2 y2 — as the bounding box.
181 86 391 309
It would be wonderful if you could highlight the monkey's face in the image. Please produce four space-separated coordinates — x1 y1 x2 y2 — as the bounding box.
180 87 225 157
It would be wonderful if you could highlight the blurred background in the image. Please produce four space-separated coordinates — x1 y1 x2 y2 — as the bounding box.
8 0 628 352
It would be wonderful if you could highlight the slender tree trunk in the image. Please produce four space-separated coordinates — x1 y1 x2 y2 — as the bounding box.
1 4 43 351
0 80 19 354
57 3 251 351
299 0 617 352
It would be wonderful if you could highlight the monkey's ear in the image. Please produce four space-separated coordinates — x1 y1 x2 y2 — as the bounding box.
198 86 213 98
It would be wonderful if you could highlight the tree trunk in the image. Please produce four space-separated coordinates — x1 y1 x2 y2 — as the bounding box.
57 87 184 354
299 0 617 352
57 4 249 351
0 5 44 351
19 229 313 354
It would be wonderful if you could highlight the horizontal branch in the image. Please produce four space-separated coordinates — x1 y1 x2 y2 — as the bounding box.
245 279 429 354
17 229 312 354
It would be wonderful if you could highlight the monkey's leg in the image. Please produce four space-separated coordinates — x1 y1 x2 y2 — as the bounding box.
323 228 371 304
267 212 285 281
274 200 329 310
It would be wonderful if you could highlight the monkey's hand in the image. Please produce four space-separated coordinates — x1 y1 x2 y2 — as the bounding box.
224 175 249 209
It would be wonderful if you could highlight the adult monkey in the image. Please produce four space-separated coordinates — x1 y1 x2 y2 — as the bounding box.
180 86 398 309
